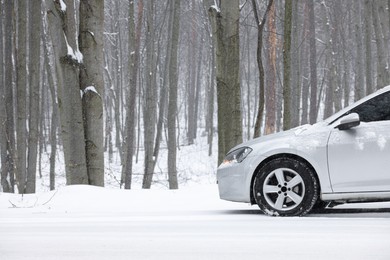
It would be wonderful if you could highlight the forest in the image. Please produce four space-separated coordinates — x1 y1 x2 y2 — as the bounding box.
0 0 389 194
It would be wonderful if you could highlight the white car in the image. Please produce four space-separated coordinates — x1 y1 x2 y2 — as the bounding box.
217 85 390 216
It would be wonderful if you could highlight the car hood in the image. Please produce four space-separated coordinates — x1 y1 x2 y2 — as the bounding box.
228 122 329 154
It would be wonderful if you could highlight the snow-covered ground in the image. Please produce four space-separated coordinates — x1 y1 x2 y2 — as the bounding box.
1 134 390 259
1 185 390 260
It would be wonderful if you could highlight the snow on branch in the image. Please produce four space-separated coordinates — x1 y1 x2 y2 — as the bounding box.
82 86 102 99
210 0 220 13
63 32 83 64
59 0 67 12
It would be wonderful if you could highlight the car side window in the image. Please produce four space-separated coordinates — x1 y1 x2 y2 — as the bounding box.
350 91 390 122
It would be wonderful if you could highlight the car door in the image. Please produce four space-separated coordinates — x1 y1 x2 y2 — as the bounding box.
327 91 390 193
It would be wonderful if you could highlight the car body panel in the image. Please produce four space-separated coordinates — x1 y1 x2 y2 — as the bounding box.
328 121 390 192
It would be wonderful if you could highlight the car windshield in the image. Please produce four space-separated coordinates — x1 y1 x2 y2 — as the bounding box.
324 86 390 125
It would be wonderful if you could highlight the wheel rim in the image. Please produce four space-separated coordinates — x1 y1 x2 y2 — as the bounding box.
262 168 305 211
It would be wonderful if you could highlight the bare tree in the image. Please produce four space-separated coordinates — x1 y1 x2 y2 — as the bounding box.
0 0 3 192
290 0 301 128
307 0 318 124
355 1 365 101
0 0 15 193
372 1 390 89
209 0 242 164
282 0 292 130
123 0 144 189
46 0 89 185
252 0 273 138
264 0 277 135
16 0 28 193
26 0 42 194
79 0 105 186
364 0 374 94
167 0 181 189
142 0 157 189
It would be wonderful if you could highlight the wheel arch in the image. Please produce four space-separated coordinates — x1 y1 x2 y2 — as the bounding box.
249 153 321 204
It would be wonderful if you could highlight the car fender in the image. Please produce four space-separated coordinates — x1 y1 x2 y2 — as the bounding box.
244 129 333 198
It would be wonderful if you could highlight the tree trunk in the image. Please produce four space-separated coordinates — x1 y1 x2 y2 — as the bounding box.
252 0 273 138
364 0 374 94
323 3 334 119
123 0 143 189
265 1 276 135
372 1 390 89
283 0 292 130
300 3 309 124
46 0 89 185
0 0 15 193
340 11 351 108
79 0 105 187
142 1 157 188
167 0 181 189
307 0 318 124
209 0 242 164
187 0 197 145
290 0 300 128
26 0 42 194
355 1 365 101
43 41 58 191
16 0 28 193
203 0 215 156
0 0 3 192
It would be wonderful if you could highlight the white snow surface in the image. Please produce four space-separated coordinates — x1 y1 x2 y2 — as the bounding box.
1 185 390 260
1 134 390 259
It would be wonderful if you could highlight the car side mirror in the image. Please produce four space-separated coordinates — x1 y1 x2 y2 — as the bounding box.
336 113 360 130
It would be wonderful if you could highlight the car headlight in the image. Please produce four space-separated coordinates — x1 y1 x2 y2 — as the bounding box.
221 147 252 167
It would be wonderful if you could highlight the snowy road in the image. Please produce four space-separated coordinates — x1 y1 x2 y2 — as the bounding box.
1 185 390 260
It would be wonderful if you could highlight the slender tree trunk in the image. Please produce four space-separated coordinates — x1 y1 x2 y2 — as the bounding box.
187 0 197 145
79 0 105 186
283 0 292 130
16 0 28 193
25 0 42 194
364 0 374 94
204 0 215 156
143 1 157 188
207 48 215 156
355 1 365 101
300 3 309 124
123 0 143 189
265 1 276 135
44 49 58 191
341 12 351 108
193 30 203 140
103 52 113 162
307 0 318 124
167 0 181 189
330 1 341 115
252 0 273 138
290 0 300 128
323 4 334 118
0 2 3 191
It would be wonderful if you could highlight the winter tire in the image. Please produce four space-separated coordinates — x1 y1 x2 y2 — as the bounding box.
253 157 318 216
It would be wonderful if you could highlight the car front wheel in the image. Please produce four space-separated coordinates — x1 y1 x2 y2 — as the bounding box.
253 157 318 216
